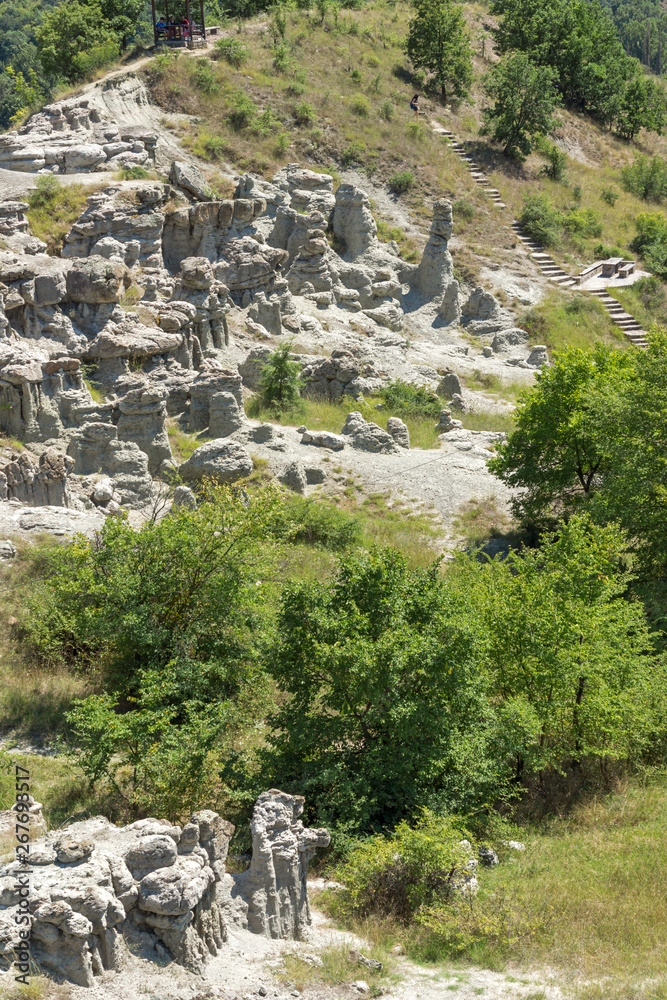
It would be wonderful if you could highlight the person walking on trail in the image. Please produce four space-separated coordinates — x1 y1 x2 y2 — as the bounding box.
410 94 420 119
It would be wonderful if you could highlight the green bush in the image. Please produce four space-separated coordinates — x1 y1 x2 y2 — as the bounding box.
379 98 394 121
519 193 562 248
214 36 249 66
453 198 475 221
350 94 370 116
380 379 441 418
389 170 415 194
631 212 667 278
271 496 362 550
118 165 150 180
259 342 303 411
621 155 667 202
341 140 365 166
539 140 567 181
562 207 602 239
601 186 619 207
273 41 291 72
294 101 316 126
227 92 257 130
333 811 473 920
193 59 218 94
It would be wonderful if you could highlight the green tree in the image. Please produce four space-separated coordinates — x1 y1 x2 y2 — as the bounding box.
455 516 662 771
36 1 118 82
483 53 560 158
488 345 629 528
614 74 667 140
406 0 473 101
96 0 144 50
262 548 521 831
259 342 303 410
25 482 284 699
630 211 667 277
588 330 667 576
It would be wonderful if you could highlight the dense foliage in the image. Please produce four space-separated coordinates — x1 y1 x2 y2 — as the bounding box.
406 0 473 101
490 332 667 578
482 53 560 159
490 0 667 137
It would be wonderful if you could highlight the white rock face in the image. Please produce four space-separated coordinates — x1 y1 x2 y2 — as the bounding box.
0 792 329 987
220 789 330 939
178 439 254 482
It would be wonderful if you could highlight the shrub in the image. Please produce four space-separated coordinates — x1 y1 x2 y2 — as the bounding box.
193 59 218 94
621 155 667 202
271 496 362 550
379 98 394 121
214 37 249 67
227 92 257 130
253 108 282 136
562 207 602 239
294 101 316 126
380 379 441 418
630 212 667 278
539 140 567 181
389 170 415 194
273 41 291 72
341 140 365 166
519 193 562 248
350 95 370 116
601 186 619 207
453 198 475 221
333 811 473 920
117 165 150 180
259 342 303 411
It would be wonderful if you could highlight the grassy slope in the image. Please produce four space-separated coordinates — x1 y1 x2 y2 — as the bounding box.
318 776 667 1000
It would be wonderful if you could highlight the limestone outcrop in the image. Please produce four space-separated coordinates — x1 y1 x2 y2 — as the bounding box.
220 790 330 939
341 411 401 454
0 95 156 175
0 792 329 987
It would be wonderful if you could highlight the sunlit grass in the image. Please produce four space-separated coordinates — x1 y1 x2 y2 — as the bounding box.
519 290 627 354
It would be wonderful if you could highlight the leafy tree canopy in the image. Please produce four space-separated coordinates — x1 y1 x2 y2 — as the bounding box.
488 344 630 528
483 53 560 159
406 0 473 101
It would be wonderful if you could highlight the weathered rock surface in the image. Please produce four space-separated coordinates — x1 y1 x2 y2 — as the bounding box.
0 792 328 986
178 439 253 483
0 94 156 175
220 790 330 939
341 412 401 454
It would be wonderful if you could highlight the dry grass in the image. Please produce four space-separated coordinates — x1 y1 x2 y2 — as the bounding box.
452 495 514 545
143 3 516 266
279 941 396 996
322 775 667 998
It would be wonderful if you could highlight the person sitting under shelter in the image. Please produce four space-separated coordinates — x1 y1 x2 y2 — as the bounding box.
156 16 167 37
181 15 190 37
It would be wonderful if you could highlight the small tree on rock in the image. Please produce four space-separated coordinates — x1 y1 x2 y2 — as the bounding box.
406 0 473 102
483 53 560 159
259 343 303 411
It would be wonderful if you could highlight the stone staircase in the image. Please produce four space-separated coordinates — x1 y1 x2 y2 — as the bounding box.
430 122 506 209
588 289 649 347
510 221 577 288
428 118 649 349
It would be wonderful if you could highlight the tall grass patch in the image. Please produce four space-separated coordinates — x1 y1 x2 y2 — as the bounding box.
519 291 626 353
26 177 92 255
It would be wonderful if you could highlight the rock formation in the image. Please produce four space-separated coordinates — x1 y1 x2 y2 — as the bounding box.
219 790 330 939
0 791 329 987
